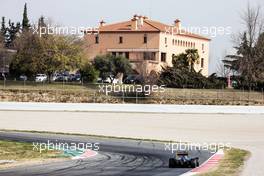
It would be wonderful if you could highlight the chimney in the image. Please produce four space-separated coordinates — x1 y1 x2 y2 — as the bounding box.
132 14 139 30
138 15 144 27
174 19 181 30
99 20 106 27
143 16 149 20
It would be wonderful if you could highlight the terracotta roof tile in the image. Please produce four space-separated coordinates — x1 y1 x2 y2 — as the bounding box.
98 18 210 41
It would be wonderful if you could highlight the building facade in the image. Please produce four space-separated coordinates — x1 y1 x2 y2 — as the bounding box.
84 15 210 77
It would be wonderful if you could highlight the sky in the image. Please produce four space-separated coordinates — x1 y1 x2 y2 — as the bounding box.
0 0 264 74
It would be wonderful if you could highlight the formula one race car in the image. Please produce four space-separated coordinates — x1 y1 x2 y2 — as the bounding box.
169 151 199 168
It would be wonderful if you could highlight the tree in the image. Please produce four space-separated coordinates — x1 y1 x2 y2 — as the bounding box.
158 51 225 89
22 3 30 31
93 54 132 82
80 61 99 83
172 53 189 68
223 4 264 88
38 16 46 34
10 16 83 79
185 49 200 72
254 33 264 79
5 20 20 48
0 17 6 42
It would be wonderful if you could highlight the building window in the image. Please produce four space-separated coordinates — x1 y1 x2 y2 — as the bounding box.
161 52 166 62
112 52 116 56
144 52 156 60
125 52 129 59
201 58 204 68
172 39 175 45
165 37 167 44
119 36 123 44
202 43 205 50
144 34 147 44
95 35 99 44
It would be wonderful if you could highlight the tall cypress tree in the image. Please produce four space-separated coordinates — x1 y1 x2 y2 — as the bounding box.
22 3 30 31
0 17 7 45
1 17 6 36
5 20 20 48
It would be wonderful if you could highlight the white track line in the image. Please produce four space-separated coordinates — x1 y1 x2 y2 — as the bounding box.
0 102 264 114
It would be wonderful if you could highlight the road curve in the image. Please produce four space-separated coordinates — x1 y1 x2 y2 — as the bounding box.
0 131 212 176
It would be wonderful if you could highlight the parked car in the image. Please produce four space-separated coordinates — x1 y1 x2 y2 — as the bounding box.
71 74 81 82
19 75 27 81
52 73 60 82
35 74 47 82
124 75 144 84
97 75 119 84
52 73 70 82
0 73 7 80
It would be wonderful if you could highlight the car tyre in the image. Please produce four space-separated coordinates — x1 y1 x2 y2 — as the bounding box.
169 158 176 168
190 160 196 168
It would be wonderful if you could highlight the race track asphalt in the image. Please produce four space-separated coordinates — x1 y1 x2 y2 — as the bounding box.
0 131 212 176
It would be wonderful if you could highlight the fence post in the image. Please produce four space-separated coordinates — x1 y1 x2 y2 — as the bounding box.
93 92 96 103
243 88 245 103
136 91 138 104
248 88 250 103
261 88 264 104
184 89 187 101
233 90 235 104
122 91 125 104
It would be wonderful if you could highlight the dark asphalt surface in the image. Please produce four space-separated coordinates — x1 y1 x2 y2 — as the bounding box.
0 131 212 176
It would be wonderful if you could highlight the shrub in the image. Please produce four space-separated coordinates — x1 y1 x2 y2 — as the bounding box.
80 62 99 83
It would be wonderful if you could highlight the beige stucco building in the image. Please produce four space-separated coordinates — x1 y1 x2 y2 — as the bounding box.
84 15 210 77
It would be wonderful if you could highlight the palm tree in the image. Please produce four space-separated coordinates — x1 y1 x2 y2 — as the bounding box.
186 49 199 72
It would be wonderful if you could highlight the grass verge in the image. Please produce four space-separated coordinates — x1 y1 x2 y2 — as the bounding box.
0 139 66 167
199 148 250 176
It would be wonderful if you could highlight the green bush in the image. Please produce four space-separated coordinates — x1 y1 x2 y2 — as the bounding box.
80 62 99 83
158 52 226 89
